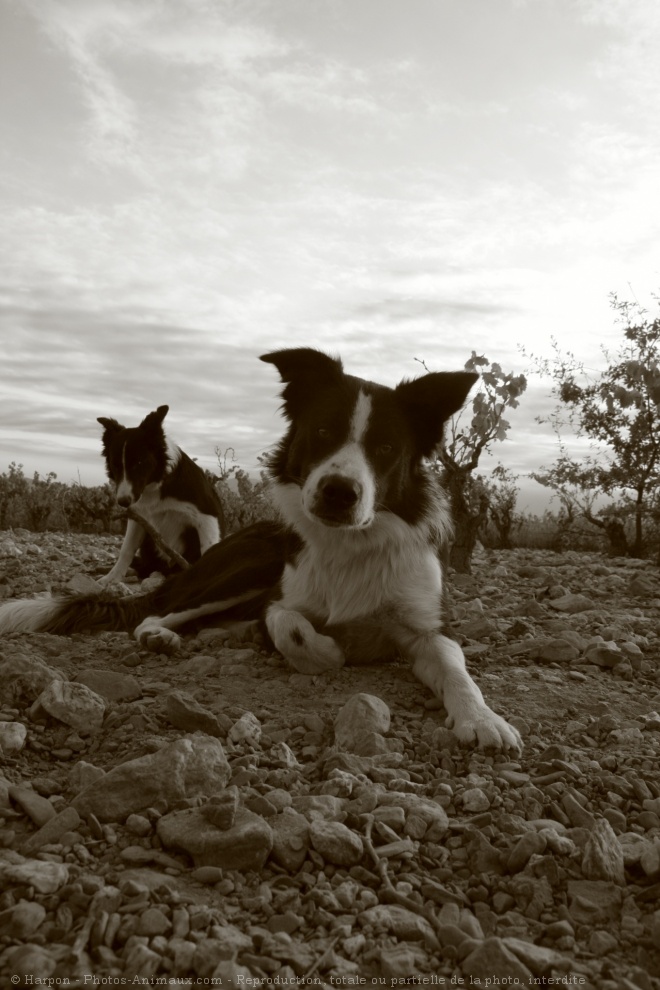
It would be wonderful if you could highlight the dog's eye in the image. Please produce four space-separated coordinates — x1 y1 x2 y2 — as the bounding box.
377 443 393 455
317 428 331 439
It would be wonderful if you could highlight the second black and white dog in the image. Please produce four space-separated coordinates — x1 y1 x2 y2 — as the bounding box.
0 350 520 751
97 405 223 584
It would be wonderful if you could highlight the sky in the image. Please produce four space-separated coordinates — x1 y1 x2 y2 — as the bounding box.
2 0 660 513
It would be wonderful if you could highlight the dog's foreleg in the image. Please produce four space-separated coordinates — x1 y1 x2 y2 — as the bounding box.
100 519 144 585
408 633 522 752
266 603 346 675
198 514 221 554
134 591 265 654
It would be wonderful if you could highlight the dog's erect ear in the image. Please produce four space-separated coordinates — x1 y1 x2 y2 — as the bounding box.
260 348 343 383
97 416 122 434
261 349 344 417
395 371 478 457
140 405 169 429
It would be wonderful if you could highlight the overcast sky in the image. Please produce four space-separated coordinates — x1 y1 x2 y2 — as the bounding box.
2 0 659 512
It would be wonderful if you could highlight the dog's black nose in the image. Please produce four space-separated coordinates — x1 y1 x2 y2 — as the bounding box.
320 474 362 510
117 495 133 508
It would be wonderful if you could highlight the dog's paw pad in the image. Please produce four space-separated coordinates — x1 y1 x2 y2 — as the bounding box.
448 709 523 753
136 624 181 655
286 632 346 675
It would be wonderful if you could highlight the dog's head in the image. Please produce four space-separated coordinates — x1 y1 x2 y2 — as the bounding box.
97 405 170 506
262 348 477 529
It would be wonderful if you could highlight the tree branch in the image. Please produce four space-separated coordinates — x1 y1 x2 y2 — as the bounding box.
118 506 190 571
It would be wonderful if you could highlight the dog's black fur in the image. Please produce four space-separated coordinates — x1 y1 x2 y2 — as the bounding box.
0 350 521 751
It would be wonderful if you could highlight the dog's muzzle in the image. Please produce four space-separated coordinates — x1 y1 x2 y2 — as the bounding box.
115 481 135 508
311 473 364 525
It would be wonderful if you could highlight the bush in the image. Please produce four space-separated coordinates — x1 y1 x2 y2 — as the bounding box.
481 509 607 553
61 482 120 533
0 463 71 532
210 449 276 535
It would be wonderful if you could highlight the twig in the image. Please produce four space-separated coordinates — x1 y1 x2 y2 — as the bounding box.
302 933 341 982
120 506 190 571
362 817 438 929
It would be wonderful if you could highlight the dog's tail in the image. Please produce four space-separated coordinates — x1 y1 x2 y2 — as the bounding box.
0 520 295 639
0 590 155 637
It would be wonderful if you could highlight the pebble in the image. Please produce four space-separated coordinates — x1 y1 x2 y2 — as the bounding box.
548 593 596 613
379 945 418 979
0 720 27 754
137 907 170 937
8 784 56 826
33 678 106 734
22 806 81 854
190 866 224 885
72 734 231 821
3 944 57 981
581 818 625 884
2 534 660 985
309 820 364 866
360 904 438 946
0 855 69 893
165 689 229 737
125 814 152 837
334 693 391 755
228 711 262 748
507 830 547 873
562 792 596 829
157 806 273 870
75 668 142 703
0 655 64 706
0 900 46 938
270 809 310 871
584 642 623 668
201 786 240 829
537 638 581 663
461 787 491 813
461 937 533 982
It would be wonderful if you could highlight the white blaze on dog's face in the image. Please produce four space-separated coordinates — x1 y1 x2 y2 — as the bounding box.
97 405 172 508
302 389 377 528
261 348 480 533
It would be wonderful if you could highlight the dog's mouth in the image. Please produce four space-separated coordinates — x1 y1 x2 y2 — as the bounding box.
309 508 374 530
306 477 375 529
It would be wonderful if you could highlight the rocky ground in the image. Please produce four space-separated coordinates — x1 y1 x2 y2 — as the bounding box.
0 530 660 989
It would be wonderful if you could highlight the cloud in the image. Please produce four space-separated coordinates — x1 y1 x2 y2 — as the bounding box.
4 0 660 499
350 296 520 324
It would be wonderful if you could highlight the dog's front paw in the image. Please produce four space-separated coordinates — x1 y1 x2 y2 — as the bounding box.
284 631 346 675
447 706 523 753
135 619 181 655
98 572 130 591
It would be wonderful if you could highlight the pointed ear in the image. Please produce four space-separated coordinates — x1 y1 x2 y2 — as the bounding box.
395 371 478 457
260 348 343 383
140 405 169 429
261 349 344 417
97 416 122 434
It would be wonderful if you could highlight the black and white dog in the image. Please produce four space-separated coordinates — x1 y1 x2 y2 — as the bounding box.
97 405 223 583
0 350 520 751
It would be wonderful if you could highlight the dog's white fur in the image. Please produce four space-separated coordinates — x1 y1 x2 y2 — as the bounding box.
0 365 521 753
101 483 220 586
264 389 521 752
302 392 376 529
101 443 220 586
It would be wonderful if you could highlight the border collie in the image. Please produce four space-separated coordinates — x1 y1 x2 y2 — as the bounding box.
97 405 223 584
0 351 520 751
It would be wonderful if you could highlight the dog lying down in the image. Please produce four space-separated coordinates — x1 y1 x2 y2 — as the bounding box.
0 348 521 752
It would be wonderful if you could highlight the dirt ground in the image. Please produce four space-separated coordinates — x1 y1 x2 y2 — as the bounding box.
0 528 659 989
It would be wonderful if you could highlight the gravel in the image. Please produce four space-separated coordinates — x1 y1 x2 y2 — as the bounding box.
0 529 660 987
